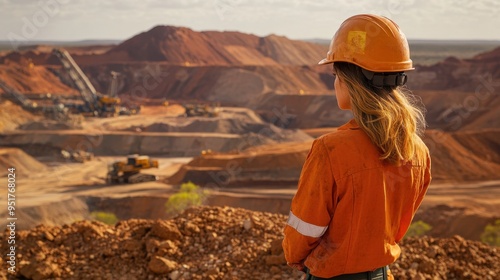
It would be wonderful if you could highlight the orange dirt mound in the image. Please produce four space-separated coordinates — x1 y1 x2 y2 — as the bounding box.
473 45 500 61
79 64 331 106
0 100 38 132
100 26 327 65
0 59 77 95
167 141 313 187
0 148 47 177
424 129 500 182
0 206 497 280
408 45 500 92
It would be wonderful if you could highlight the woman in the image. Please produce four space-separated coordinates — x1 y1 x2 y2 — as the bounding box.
282 14 431 280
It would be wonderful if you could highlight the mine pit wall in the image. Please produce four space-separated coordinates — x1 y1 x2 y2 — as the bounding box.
205 193 292 215
1 194 292 230
0 197 89 230
0 196 172 231
0 131 245 157
85 194 294 220
250 93 353 129
414 203 500 241
85 196 171 221
177 168 302 188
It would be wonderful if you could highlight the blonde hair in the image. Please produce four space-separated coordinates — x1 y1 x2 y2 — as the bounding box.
334 62 427 166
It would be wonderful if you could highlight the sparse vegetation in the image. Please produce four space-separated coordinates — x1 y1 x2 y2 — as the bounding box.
481 219 500 246
165 181 208 215
405 220 432 238
90 211 118 225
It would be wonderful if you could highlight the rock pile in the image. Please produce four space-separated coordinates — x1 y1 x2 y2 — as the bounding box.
1 206 498 280
394 235 499 280
0 207 300 280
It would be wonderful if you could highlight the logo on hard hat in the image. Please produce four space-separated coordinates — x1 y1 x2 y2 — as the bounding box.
347 31 366 55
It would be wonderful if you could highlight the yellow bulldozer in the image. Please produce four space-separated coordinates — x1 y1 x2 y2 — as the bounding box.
106 154 159 184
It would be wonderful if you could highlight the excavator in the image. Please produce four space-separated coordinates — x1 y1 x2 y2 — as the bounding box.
106 154 159 184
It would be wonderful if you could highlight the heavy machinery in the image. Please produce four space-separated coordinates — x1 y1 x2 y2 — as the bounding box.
107 71 141 116
61 149 94 163
107 71 121 98
0 79 37 109
183 102 221 117
0 79 69 119
52 48 121 117
106 154 159 184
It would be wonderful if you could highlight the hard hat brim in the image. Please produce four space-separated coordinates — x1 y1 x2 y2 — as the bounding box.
318 58 334 65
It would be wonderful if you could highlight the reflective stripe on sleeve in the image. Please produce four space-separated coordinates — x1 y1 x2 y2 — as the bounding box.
287 211 328 238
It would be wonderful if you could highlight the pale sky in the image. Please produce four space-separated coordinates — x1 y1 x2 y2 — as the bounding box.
1 0 500 43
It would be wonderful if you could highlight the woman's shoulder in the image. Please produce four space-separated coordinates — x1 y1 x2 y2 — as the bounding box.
318 119 366 144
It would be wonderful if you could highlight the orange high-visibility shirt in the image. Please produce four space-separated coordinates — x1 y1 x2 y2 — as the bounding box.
283 119 431 278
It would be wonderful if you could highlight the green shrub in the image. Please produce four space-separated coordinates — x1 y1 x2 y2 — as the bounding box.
165 181 207 215
405 220 432 238
90 211 118 225
481 219 500 246
179 181 200 193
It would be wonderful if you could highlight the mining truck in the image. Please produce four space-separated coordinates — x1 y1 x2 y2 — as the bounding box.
106 154 159 184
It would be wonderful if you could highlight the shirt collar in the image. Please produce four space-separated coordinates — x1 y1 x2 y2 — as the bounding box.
338 119 360 130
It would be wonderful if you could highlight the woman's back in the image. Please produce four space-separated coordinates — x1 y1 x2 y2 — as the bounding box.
294 119 431 276
283 14 432 280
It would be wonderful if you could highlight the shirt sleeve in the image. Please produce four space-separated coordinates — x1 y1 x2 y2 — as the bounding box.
282 137 336 266
414 154 432 212
395 151 432 242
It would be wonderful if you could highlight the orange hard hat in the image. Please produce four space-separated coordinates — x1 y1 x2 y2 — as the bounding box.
318 14 413 72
